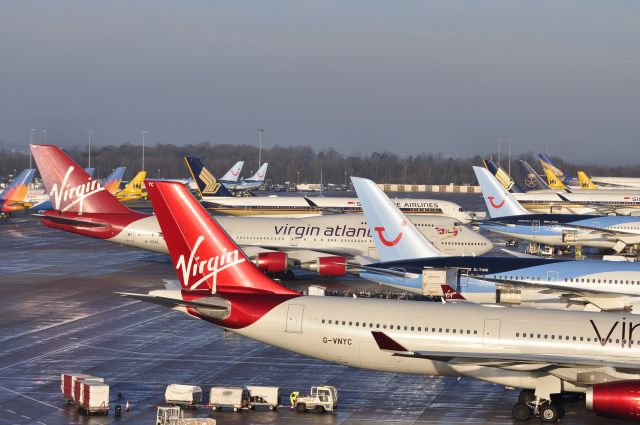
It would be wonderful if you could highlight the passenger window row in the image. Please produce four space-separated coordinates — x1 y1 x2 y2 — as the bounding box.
516 332 636 346
320 319 478 335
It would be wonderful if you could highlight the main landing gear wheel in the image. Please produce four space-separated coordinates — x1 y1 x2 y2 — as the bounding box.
540 403 559 423
512 402 532 421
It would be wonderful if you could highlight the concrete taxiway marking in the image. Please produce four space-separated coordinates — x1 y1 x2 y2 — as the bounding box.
0 300 141 344
0 385 64 412
0 307 173 374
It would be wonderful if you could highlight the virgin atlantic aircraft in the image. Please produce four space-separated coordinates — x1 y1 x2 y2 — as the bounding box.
121 178 640 422
29 145 490 279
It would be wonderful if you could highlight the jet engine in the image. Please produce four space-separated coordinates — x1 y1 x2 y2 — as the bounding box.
302 256 348 276
586 380 640 420
253 252 289 273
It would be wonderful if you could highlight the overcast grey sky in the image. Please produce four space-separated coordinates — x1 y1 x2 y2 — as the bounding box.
1 1 639 163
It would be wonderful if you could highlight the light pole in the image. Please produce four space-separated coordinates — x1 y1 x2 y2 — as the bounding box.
42 129 48 144
140 130 148 171
297 171 300 186
87 129 94 168
497 138 512 176
257 128 264 169
28 128 36 168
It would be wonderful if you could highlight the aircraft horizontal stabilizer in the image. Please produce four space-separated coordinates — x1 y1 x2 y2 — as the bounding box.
117 292 230 319
32 213 110 228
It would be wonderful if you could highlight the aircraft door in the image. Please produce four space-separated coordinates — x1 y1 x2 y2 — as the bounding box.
285 304 304 333
532 220 540 232
290 236 298 247
547 271 559 282
483 319 501 346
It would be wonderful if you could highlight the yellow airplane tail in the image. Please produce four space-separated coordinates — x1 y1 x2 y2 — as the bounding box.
544 169 566 190
577 171 597 189
117 171 147 201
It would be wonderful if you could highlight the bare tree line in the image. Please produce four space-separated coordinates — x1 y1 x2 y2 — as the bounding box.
2 143 640 185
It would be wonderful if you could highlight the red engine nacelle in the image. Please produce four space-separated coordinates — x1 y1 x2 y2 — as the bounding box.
254 252 289 274
312 256 348 277
586 380 640 420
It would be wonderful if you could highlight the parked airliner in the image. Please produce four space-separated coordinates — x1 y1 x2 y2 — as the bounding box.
30 145 491 279
475 166 640 254
185 156 472 222
351 176 640 313
120 178 640 422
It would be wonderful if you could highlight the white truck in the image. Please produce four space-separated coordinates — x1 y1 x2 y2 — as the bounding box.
246 386 280 410
294 386 338 413
165 384 202 407
209 387 250 412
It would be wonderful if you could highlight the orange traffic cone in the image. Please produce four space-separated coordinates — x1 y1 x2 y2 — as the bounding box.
125 400 130 412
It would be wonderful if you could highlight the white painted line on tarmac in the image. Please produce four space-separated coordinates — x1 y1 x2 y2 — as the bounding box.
6 408 15 413
0 300 143 344
21 414 31 419
0 311 173 373
0 385 63 412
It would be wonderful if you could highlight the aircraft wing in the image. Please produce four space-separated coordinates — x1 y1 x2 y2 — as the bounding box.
555 194 622 215
371 331 640 370
239 245 362 261
561 222 640 241
473 275 639 311
303 196 346 214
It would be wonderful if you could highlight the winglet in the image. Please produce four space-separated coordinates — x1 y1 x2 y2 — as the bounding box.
371 331 410 352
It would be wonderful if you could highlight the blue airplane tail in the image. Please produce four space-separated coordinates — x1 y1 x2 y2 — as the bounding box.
482 159 524 193
184 157 234 197
516 160 548 191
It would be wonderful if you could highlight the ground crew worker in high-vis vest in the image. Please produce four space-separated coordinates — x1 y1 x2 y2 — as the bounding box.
290 391 299 409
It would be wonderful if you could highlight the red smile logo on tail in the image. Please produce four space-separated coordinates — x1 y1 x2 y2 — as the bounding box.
231 170 239 176
374 221 406 247
488 196 505 209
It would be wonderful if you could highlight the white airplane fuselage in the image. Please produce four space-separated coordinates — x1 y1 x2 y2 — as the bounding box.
166 292 640 393
200 196 472 222
104 214 492 258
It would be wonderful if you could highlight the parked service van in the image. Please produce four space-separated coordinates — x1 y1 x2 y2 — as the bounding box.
165 384 202 407
210 387 250 412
